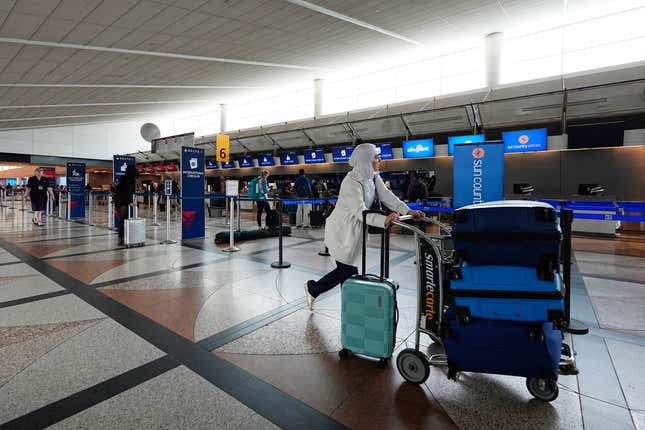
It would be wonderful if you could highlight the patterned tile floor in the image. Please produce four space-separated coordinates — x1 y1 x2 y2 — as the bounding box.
0 203 644 429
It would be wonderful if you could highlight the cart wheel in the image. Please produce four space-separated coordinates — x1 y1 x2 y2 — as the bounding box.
338 348 350 359
396 348 430 384
526 377 559 402
378 358 389 369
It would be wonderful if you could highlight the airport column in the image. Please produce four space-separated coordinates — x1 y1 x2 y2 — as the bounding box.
314 78 324 117
484 32 503 89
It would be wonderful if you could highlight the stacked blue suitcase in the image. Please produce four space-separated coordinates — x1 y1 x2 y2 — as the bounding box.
443 201 566 400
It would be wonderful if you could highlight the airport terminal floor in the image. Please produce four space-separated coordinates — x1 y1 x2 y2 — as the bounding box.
0 206 644 430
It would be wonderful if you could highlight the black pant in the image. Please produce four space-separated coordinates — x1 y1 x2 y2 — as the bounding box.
256 200 270 227
117 205 129 240
309 260 358 298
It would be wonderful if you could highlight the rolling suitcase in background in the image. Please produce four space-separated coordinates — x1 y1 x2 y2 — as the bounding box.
309 210 324 228
339 210 398 368
450 262 565 323
452 200 562 276
124 218 146 247
266 209 280 230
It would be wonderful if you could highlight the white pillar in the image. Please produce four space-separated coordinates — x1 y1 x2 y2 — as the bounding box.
314 78 324 117
220 104 228 133
484 32 504 89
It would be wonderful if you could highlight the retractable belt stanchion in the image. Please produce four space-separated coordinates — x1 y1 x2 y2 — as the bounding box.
66 192 71 220
152 194 160 226
58 192 63 218
561 208 589 335
45 194 51 216
88 191 94 226
237 198 241 232
160 195 177 245
222 195 240 253
271 198 291 269
20 191 26 211
107 195 114 229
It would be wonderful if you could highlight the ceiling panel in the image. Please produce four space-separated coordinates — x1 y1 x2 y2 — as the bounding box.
479 93 564 127
237 134 275 152
567 81 645 119
403 107 471 134
351 117 407 140
270 130 311 149
304 124 352 146
0 12 46 38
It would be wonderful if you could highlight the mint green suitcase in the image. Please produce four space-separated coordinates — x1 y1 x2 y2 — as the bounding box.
338 210 399 367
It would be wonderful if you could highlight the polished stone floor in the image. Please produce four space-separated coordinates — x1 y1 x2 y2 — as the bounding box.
0 202 644 429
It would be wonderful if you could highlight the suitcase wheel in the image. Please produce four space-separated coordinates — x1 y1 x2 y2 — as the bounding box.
526 377 559 402
378 358 389 369
338 348 351 359
396 348 430 384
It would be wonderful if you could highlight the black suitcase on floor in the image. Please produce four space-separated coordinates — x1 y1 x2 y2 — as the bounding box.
266 209 280 229
310 210 324 228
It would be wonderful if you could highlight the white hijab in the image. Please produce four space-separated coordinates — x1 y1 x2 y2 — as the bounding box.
348 143 378 206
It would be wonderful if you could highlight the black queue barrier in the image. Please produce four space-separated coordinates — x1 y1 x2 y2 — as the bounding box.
270 198 291 269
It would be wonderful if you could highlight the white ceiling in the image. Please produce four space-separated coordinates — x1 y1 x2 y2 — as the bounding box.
0 0 638 131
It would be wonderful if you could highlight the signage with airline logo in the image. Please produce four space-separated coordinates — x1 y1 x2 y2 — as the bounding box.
238 156 254 168
205 159 218 170
453 142 504 208
375 143 393 160
304 149 325 164
66 162 86 218
221 160 235 168
280 151 297 165
332 146 354 162
257 153 275 167
502 128 547 153
448 134 486 156
402 139 435 158
181 146 205 240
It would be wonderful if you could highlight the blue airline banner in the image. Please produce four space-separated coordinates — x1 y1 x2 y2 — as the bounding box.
221 160 235 168
402 139 434 158
66 162 86 218
238 156 254 168
332 146 353 162
375 143 393 160
304 149 325 164
112 155 135 227
257 154 275 167
448 134 485 156
205 159 218 169
280 151 297 165
181 146 205 240
502 128 547 153
453 142 504 208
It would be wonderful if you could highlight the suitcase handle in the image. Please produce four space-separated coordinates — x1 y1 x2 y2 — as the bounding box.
362 210 390 278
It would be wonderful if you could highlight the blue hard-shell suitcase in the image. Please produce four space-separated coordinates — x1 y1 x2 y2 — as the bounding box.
443 311 562 379
450 263 565 323
452 201 561 270
341 275 398 360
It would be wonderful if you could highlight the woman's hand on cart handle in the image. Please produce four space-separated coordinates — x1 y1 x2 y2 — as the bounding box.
407 210 424 219
384 212 400 226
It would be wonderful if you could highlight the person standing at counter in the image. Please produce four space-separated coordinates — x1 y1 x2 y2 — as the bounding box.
114 165 137 246
304 144 424 310
25 168 53 226
294 168 313 228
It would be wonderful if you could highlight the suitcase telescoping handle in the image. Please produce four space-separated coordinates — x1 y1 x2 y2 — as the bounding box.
362 210 407 278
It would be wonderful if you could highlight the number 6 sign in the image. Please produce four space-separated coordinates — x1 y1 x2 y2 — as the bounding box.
216 134 230 162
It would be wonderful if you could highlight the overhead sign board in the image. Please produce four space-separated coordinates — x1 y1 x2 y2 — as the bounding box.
216 134 230 162
402 139 435 158
152 132 194 154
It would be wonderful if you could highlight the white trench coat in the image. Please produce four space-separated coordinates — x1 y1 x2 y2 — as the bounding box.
324 174 409 267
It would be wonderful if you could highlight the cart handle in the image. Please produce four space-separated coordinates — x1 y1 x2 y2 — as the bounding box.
391 216 452 238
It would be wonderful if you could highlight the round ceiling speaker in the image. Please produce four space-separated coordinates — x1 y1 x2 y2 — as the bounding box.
140 123 161 142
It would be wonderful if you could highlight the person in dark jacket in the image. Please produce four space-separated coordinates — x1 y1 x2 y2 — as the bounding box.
294 168 313 228
25 168 53 226
407 172 428 202
114 165 137 245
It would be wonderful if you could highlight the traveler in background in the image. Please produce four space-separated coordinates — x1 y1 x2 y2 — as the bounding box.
400 171 412 201
294 168 313 228
304 144 424 310
114 165 137 246
250 170 271 229
25 168 53 226
407 171 428 202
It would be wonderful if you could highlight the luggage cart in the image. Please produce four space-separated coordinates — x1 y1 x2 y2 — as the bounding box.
392 216 578 402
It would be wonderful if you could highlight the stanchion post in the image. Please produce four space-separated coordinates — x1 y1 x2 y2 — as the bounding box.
152 194 160 226
225 197 229 226
561 208 588 335
20 191 26 211
58 192 63 218
271 198 291 269
318 246 330 257
66 192 71 220
107 195 113 228
223 196 240 252
88 191 94 225
237 197 241 232
160 195 177 244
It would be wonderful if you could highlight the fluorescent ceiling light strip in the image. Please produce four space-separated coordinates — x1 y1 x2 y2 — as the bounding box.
0 37 329 71
283 0 425 47
0 111 158 123
0 100 214 109
0 83 262 89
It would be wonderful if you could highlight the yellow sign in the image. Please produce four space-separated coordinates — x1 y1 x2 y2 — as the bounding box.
215 134 230 162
